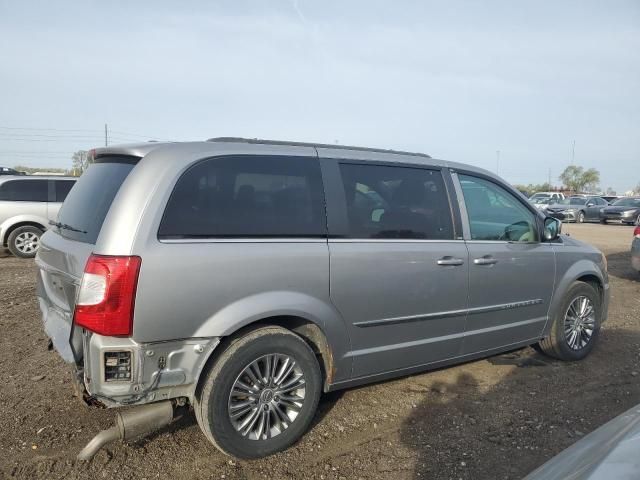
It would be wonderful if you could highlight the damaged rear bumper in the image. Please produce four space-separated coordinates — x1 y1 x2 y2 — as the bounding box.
80 333 220 407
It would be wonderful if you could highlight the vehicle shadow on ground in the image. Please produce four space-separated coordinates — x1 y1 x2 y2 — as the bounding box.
398 329 640 480
606 251 638 282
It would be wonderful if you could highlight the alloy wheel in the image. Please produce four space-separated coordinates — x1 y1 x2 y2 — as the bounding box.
14 231 40 255
564 296 596 350
228 354 306 440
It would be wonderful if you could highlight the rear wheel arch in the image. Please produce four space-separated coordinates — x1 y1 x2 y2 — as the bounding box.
195 315 334 400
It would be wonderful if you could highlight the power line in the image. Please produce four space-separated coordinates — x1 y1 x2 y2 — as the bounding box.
0 150 73 154
0 132 106 139
0 126 100 133
0 126 163 140
0 138 99 142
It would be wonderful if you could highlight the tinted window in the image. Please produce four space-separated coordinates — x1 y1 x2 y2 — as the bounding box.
0 180 48 202
339 163 453 239
460 175 538 242
159 156 326 238
56 161 135 244
54 180 75 202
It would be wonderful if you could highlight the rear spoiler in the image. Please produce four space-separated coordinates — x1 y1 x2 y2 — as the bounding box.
91 142 173 161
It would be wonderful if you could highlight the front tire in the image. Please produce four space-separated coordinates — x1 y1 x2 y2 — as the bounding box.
8 225 43 258
195 326 321 459
535 281 601 361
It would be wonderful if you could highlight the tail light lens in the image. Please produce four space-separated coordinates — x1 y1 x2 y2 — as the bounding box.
74 255 142 336
634 226 640 238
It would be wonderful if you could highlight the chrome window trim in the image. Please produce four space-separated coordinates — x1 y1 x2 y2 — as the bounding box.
329 238 466 244
159 238 327 244
463 240 543 246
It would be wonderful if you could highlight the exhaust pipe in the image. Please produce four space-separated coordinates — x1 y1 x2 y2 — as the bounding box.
78 400 174 461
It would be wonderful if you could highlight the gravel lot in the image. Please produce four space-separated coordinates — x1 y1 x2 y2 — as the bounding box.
1 223 638 480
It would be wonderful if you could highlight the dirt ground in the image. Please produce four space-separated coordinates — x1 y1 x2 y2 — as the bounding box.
1 223 639 480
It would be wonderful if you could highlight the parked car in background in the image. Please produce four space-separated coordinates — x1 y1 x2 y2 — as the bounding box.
0 166 26 175
525 403 640 480
545 195 607 223
35 139 609 460
632 225 640 273
0 176 76 257
529 191 565 209
601 197 640 225
601 195 619 204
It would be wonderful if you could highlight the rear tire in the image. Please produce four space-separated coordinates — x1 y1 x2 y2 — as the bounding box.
577 211 585 223
600 218 607 224
535 281 601 361
7 225 43 258
195 326 321 459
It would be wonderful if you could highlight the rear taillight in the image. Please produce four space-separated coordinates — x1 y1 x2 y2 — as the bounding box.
634 226 640 238
74 254 142 337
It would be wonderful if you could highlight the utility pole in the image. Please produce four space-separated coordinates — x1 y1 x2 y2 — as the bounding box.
104 123 108 146
496 150 500 175
571 139 575 165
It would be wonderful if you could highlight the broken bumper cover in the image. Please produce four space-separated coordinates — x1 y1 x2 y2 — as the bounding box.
81 334 220 407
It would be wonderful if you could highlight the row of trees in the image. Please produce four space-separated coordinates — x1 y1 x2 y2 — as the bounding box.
515 166 638 196
14 150 93 177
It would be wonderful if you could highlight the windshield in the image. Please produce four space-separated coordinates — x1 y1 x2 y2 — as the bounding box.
54 159 135 244
612 198 640 208
530 197 552 204
558 197 587 206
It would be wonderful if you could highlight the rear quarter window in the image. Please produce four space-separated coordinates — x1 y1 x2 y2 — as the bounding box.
159 155 326 238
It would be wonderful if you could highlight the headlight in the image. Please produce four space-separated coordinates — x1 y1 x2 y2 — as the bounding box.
601 251 608 272
622 210 635 217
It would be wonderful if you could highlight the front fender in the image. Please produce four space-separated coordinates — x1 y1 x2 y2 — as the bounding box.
193 291 352 384
543 258 608 336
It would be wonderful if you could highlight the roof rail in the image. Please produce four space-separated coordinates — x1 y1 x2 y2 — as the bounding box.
207 137 431 159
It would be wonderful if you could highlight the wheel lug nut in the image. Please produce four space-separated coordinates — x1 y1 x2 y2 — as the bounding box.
274 396 279 402
263 404 269 411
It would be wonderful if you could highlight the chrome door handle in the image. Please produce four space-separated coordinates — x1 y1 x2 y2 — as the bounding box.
474 256 498 265
437 257 464 266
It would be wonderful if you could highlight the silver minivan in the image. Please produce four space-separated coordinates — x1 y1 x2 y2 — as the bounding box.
35 138 609 459
0 175 76 257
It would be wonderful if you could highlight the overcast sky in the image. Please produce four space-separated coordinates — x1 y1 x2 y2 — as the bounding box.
1 1 638 192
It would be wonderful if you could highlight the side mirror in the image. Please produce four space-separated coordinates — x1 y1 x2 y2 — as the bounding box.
543 217 562 241
586 202 594 207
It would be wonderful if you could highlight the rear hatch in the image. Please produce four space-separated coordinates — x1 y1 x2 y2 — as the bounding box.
36 157 138 363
